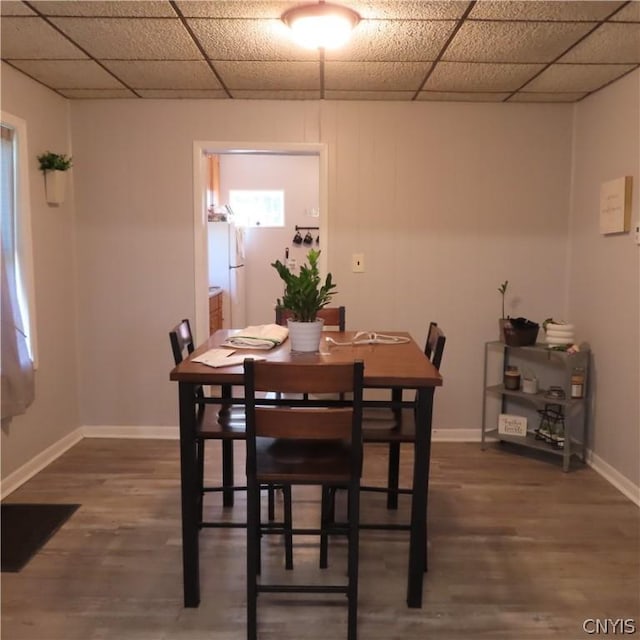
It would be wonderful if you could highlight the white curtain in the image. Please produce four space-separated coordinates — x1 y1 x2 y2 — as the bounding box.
1 125 35 420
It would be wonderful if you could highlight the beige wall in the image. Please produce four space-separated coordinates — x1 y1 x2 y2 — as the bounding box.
570 70 640 487
2 60 637 497
1 63 80 481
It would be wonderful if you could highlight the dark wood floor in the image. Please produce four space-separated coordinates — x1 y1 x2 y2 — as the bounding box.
2 439 638 640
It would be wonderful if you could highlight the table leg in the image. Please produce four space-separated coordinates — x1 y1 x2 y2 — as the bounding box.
221 383 235 507
179 382 200 607
407 386 434 608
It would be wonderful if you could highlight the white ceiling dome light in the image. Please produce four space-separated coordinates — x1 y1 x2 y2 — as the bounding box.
282 2 361 50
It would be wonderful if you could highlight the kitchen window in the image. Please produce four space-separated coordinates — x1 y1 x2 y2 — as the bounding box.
228 189 284 228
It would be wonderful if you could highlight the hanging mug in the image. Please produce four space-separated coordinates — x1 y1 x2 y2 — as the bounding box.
303 231 313 245
293 230 303 245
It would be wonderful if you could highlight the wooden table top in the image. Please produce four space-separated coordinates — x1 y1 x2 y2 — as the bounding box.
170 330 443 389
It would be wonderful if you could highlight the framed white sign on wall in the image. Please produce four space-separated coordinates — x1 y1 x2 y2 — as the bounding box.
600 176 633 235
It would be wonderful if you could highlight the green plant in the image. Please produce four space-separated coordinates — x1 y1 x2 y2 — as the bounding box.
37 151 73 172
271 248 336 322
498 280 509 318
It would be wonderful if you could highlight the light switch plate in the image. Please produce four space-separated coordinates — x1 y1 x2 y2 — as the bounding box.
352 253 364 273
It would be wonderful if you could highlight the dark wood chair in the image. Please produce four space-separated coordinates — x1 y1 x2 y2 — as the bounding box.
275 305 346 331
244 358 364 640
361 322 446 509
169 319 291 551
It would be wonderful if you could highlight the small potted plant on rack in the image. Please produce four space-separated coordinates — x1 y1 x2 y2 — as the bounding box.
37 151 72 205
498 279 509 341
271 248 336 352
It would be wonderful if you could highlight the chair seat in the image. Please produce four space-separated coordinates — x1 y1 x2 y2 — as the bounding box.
362 407 416 443
256 438 352 485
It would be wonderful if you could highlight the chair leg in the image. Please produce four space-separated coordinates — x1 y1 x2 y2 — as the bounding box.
196 439 205 524
386 442 400 510
347 482 360 640
247 481 260 640
319 486 332 569
283 485 293 570
222 440 234 507
267 486 275 521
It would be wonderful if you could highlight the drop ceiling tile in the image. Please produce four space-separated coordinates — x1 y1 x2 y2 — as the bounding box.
351 1 469 20
176 1 292 19
215 61 319 90
0 2 35 16
509 91 589 103
327 19 456 62
232 90 321 99
469 1 626 21
137 89 229 98
101 61 222 90
416 91 510 102
525 63 637 92
49 17 201 60
1 17 88 59
444 21 595 63
610 3 640 21
58 88 138 98
8 59 125 89
29 1 176 17
186 18 317 61
325 61 429 90
424 61 545 92
325 90 415 100
559 23 640 64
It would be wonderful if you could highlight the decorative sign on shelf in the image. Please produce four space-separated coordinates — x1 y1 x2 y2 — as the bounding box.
498 413 527 438
599 176 632 235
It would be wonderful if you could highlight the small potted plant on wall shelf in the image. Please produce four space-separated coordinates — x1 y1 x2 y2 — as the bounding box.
498 279 509 341
37 151 72 205
271 248 336 352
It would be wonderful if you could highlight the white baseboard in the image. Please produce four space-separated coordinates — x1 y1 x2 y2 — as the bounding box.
82 425 179 439
4 426 638 508
1 428 83 500
586 450 640 506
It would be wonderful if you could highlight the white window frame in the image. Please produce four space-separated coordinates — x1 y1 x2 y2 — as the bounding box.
228 189 285 228
1 111 38 365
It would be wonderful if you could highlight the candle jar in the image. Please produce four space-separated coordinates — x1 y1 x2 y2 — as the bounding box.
504 366 521 391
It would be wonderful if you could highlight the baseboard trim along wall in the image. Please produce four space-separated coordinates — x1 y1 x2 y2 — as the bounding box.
2 426 638 507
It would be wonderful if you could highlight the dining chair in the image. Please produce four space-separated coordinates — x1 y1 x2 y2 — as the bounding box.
244 358 364 640
169 319 292 555
361 322 446 509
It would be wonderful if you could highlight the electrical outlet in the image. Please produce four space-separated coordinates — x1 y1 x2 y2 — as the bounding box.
352 253 365 273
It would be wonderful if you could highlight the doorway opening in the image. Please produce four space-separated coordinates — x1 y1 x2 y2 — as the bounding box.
192 141 328 341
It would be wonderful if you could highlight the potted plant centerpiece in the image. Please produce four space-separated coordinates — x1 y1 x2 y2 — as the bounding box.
271 248 336 353
37 151 73 205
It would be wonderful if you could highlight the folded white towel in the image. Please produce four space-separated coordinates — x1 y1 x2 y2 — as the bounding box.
222 324 289 350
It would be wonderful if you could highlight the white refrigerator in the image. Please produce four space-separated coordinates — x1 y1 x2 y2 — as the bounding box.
208 221 246 329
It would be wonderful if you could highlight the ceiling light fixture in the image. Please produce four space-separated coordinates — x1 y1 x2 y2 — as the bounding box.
282 2 360 50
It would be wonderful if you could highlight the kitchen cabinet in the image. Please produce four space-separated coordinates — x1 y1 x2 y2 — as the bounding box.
209 289 223 334
481 341 590 472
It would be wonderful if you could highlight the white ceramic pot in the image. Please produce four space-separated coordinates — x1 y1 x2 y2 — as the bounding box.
287 318 324 353
44 169 66 205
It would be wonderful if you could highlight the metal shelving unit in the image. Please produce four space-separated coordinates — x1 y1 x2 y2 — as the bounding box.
481 341 590 472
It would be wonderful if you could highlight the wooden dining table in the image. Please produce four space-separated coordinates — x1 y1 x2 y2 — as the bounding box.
170 329 443 609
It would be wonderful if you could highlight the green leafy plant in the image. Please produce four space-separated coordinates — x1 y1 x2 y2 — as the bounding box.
498 280 509 318
271 248 336 322
37 151 73 172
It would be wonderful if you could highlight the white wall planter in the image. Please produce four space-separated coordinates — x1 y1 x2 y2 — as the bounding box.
44 170 67 205
287 318 324 353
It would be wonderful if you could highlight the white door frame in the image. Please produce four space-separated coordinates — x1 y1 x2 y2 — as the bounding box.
192 141 328 342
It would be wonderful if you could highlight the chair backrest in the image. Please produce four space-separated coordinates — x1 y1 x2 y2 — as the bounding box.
425 322 446 370
169 318 194 365
275 306 346 331
244 359 364 475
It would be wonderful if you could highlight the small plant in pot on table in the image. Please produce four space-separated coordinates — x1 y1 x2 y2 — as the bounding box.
271 248 336 353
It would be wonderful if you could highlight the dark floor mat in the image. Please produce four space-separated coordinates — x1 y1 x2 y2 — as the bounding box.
1 503 79 572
